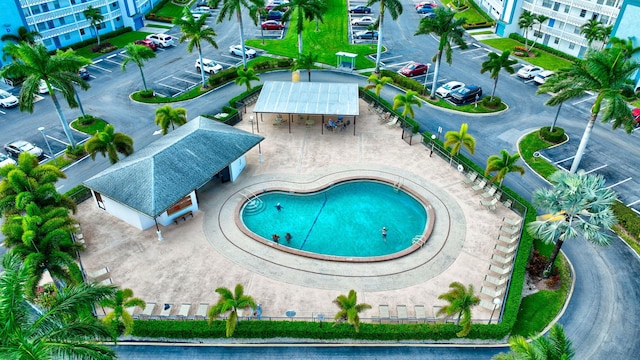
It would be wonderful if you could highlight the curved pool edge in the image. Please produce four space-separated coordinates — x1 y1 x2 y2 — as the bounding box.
233 177 436 263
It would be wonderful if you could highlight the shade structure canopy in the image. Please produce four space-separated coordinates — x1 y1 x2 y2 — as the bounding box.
253 81 360 117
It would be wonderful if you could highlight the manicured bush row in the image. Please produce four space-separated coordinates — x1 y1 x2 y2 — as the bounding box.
380 69 428 95
361 89 420 133
539 126 565 143
508 33 580 63
56 27 133 53
612 201 640 240
208 67 240 88
64 185 92 204
228 85 263 108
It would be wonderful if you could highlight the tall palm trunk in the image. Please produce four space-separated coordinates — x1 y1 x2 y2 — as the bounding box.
430 51 442 99
298 32 303 55
138 65 148 91
237 9 248 70
197 46 206 87
374 8 385 73
569 112 598 173
94 25 100 45
491 76 499 99
297 9 304 54
544 237 564 277
49 92 77 148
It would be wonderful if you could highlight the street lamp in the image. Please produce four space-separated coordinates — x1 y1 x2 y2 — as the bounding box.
250 115 263 163
38 127 54 164
317 313 325 328
430 134 436 157
489 297 502 324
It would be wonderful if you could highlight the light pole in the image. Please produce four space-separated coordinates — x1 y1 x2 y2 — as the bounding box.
489 297 502 324
250 115 263 163
38 127 55 164
430 134 436 157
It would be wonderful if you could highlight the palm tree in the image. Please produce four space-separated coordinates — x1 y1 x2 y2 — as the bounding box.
155 105 187 135
414 7 467 99
537 47 640 173
0 25 41 44
293 52 318 82
518 10 534 50
0 152 76 216
366 0 403 73
365 73 392 99
392 89 422 121
207 283 257 337
436 282 480 337
444 123 475 156
480 50 518 100
234 67 260 92
485 150 525 186
332 289 371 333
528 14 549 51
85 124 134 165
173 7 218 88
2 202 83 295
210 0 265 70
277 0 325 55
121 43 157 92
0 43 91 148
599 25 613 49
100 288 146 335
527 171 617 277
83 5 105 45
607 36 640 60
0 253 118 360
580 19 604 49
492 324 575 360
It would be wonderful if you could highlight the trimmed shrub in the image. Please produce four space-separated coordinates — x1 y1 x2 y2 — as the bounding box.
77 114 97 126
539 126 565 143
65 145 85 159
139 89 155 98
481 96 502 109
612 201 640 240
64 185 92 204
56 27 132 53
508 33 580 63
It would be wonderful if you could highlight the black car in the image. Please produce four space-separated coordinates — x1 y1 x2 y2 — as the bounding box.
265 10 284 21
349 5 371 14
78 67 90 80
4 140 44 160
449 85 482 105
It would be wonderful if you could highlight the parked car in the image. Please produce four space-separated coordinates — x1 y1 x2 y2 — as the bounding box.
37 80 49 94
261 20 284 30
265 1 288 11
349 5 371 14
351 16 376 26
4 140 44 159
633 108 640 128
191 6 211 15
416 5 435 14
517 65 544 79
450 85 483 105
265 10 284 21
195 58 223 75
145 33 175 48
354 30 378 40
0 153 17 168
435 81 465 98
398 62 429 77
78 67 90 80
533 70 555 85
229 45 257 58
0 89 19 108
415 1 437 9
134 39 158 51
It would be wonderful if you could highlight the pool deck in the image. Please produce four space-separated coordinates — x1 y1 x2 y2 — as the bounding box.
77 100 519 323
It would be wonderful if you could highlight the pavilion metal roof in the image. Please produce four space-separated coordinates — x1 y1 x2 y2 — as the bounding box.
253 81 360 116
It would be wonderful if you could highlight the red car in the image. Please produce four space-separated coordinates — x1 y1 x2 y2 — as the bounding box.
261 20 284 30
632 108 640 128
415 1 437 9
134 39 158 51
398 62 430 77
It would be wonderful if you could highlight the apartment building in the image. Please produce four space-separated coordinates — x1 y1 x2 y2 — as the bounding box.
0 0 161 67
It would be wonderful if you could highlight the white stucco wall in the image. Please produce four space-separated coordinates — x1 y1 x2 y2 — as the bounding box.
91 190 155 230
229 155 247 182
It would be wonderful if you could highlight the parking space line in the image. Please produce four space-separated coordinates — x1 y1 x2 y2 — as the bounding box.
606 177 632 189
171 76 197 85
90 63 112 72
472 51 490 59
584 164 608 174
46 135 69 146
157 83 185 92
461 45 483 54
572 95 596 105
381 55 402 62
107 54 118 59
105 59 122 66
553 154 575 165
627 199 640 206
157 74 174 82
387 61 411 68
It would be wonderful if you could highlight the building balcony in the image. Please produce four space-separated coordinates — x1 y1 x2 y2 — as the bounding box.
539 24 589 47
24 0 110 25
552 0 620 17
523 1 619 20
38 12 119 40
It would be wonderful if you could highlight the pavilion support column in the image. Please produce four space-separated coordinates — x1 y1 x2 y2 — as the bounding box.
353 116 356 136
288 114 291 133
321 115 325 135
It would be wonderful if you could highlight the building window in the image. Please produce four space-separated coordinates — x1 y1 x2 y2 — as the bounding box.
554 37 559 44
95 192 106 210
553 2 560 10
533 31 542 38
64 33 70 40
569 43 575 50
80 28 85 35
71 0 76 4
542 0 553 8
43 38 52 46
37 23 47 31
30 5 41 14
573 26 581 34
592 13 598 20
116 17 121 21
605 0 614 5
59 17 66 26
564 5 570 13
601 15 609 24
112 2 117 8
580 9 587 17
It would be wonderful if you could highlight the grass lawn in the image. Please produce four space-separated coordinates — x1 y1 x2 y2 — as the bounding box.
518 130 562 179
481 38 573 71
74 31 152 59
155 0 193 18
440 0 492 24
70 117 108 134
245 0 376 70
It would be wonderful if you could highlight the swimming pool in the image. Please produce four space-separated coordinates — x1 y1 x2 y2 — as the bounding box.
239 180 433 261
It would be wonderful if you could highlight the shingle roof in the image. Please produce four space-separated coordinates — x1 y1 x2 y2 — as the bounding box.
83 117 264 217
253 81 360 116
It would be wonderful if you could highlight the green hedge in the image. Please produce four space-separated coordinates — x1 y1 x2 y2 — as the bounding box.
380 69 428 95
613 201 640 239
64 185 92 204
508 33 580 63
56 27 133 53
229 85 263 108
539 126 565 143
361 88 420 133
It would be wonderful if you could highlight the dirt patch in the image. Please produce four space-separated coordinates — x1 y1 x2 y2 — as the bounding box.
522 273 561 297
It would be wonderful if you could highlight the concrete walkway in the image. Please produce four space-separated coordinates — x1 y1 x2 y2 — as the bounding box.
77 101 519 322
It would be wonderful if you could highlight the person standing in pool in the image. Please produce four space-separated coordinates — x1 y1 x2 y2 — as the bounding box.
285 233 292 243
275 203 283 212
381 227 387 241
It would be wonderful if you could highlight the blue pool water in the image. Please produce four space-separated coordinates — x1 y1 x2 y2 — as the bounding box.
240 181 428 258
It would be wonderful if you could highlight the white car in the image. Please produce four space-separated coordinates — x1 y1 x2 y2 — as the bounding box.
145 33 175 48
0 153 16 168
435 81 465 98
0 89 19 108
38 79 49 94
195 58 223 75
517 65 544 79
351 16 376 26
229 45 257 58
533 70 555 85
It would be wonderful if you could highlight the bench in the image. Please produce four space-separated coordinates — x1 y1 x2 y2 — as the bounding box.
174 211 194 225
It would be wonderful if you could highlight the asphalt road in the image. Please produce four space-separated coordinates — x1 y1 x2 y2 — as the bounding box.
1 1 639 358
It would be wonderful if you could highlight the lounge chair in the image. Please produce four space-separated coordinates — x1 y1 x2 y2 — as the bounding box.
481 286 505 298
305 119 315 127
386 116 399 127
378 305 390 323
471 180 487 192
397 305 408 320
498 234 519 245
196 303 209 319
489 263 511 275
273 116 283 126
481 198 499 210
491 252 515 265
463 172 478 185
500 225 519 235
178 303 191 318
495 243 517 254
86 267 109 280
480 299 502 312
481 186 498 198
160 303 173 316
503 217 522 226
414 305 426 322
141 302 156 317
99 277 112 286
484 274 508 288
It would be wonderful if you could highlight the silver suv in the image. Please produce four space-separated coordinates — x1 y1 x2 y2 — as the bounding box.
195 58 223 75
145 34 175 48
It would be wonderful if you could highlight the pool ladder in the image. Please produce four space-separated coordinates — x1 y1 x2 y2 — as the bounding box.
393 177 404 192
412 235 426 248
241 192 265 215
